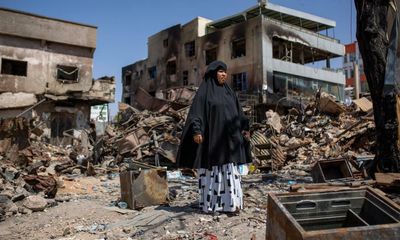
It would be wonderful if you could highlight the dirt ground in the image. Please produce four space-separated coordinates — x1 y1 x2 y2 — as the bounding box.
0 173 282 240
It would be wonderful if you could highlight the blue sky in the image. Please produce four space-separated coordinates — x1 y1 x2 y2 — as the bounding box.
0 0 356 116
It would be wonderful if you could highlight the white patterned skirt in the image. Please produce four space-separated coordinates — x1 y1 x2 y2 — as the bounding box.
197 163 243 213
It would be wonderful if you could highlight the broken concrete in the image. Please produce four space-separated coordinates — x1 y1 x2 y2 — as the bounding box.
0 92 37 109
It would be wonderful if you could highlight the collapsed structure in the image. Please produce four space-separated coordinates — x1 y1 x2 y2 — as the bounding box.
0 8 115 145
122 1 345 118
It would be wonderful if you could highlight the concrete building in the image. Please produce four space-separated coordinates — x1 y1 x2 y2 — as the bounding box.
122 1 345 109
0 8 115 144
343 42 368 93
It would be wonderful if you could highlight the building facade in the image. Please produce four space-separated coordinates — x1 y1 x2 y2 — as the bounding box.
122 2 345 106
343 41 368 93
0 8 115 144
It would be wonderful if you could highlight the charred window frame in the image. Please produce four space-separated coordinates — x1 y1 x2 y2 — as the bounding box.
184 41 195 57
124 96 131 105
182 70 189 86
232 72 248 91
1 58 27 76
57 65 79 83
205 48 217 65
166 61 176 75
163 39 169 48
125 73 132 86
148 66 157 79
273 72 287 95
231 38 246 59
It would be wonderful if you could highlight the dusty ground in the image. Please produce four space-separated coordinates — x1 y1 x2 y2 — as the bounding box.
0 173 285 240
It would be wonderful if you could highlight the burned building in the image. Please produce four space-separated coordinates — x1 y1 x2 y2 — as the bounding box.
0 8 115 144
122 2 345 109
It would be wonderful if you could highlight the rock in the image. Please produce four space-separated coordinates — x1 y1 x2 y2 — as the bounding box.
0 194 11 208
0 208 5 221
55 195 71 202
286 137 302 149
12 193 26 202
122 227 131 234
279 134 290 145
18 206 33 215
15 186 30 197
72 169 81 175
7 203 18 214
23 195 47 211
74 225 87 232
1 166 19 182
99 176 108 182
0 190 13 199
46 198 58 208
63 227 71 236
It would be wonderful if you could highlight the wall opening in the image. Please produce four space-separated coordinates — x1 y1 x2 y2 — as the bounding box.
166 60 177 75
273 71 344 101
57 65 79 83
272 37 333 66
231 38 246 59
125 73 132 86
205 48 217 65
148 66 157 79
124 96 131 105
183 70 189 86
232 72 248 91
184 41 196 57
50 112 74 146
1 58 27 76
163 39 169 48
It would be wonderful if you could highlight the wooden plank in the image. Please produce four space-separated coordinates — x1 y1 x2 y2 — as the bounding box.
375 173 400 187
353 97 373 112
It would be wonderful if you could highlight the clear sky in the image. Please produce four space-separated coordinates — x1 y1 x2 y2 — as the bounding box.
0 0 356 117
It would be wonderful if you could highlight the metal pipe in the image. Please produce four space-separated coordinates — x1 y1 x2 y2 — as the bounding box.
16 98 47 118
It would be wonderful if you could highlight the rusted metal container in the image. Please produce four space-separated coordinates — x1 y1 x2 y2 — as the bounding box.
311 158 353 183
120 169 168 209
266 187 400 240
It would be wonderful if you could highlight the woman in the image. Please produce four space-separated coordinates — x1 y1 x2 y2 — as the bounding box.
176 60 251 213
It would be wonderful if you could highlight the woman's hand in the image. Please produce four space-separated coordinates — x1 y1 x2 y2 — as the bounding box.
193 134 203 144
242 131 250 141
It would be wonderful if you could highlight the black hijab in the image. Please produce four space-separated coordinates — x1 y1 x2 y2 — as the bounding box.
176 60 251 169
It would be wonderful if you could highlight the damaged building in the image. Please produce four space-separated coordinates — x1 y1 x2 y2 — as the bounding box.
0 8 115 145
122 1 345 114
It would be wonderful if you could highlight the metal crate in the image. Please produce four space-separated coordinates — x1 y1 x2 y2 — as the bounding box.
266 187 400 240
311 158 354 183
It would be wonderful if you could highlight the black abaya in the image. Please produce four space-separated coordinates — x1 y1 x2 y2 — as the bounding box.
176 61 251 169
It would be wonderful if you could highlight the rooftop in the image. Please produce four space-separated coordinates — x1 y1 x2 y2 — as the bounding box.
207 2 336 32
0 7 97 29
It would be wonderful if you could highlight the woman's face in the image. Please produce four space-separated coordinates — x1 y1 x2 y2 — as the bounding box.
216 69 227 85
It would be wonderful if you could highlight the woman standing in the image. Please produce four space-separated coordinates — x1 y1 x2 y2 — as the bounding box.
176 60 251 213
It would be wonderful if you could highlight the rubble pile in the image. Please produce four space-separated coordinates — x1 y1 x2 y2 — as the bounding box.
0 90 382 223
0 117 95 220
250 95 375 180
98 104 188 171
247 93 375 181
